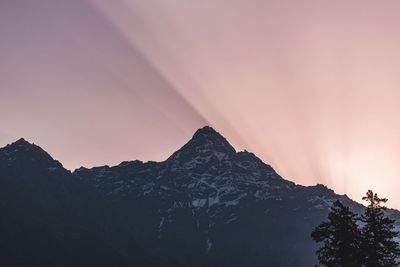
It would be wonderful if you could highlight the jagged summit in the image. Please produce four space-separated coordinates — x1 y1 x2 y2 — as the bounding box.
2 138 40 152
168 126 236 162
11 138 31 146
0 138 62 169
192 126 223 138
4 138 43 151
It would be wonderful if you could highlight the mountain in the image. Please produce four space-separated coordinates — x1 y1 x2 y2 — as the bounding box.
1 127 399 266
0 139 163 266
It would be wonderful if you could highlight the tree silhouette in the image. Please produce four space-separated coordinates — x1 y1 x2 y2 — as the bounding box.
311 200 362 267
361 190 400 267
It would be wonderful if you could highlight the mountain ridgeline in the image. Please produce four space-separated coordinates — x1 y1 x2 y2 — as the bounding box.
0 127 399 266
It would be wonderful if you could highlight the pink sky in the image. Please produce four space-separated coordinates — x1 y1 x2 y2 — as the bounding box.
1 0 400 208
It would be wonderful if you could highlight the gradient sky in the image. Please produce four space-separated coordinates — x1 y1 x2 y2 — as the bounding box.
1 0 400 208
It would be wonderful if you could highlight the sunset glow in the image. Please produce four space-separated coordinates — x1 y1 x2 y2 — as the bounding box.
1 0 400 208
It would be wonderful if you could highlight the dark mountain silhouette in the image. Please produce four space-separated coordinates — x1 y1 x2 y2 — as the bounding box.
1 127 399 266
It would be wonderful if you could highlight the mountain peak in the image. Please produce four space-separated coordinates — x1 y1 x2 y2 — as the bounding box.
6 138 38 149
0 138 62 169
192 126 220 138
168 126 236 162
192 126 232 143
189 126 236 153
12 138 31 147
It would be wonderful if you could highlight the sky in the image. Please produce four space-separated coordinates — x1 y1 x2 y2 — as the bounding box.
1 0 400 208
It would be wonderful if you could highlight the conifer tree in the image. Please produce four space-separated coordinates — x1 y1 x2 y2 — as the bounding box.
361 190 400 267
311 200 362 267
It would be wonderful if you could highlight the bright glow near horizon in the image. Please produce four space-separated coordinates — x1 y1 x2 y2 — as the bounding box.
1 0 400 208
